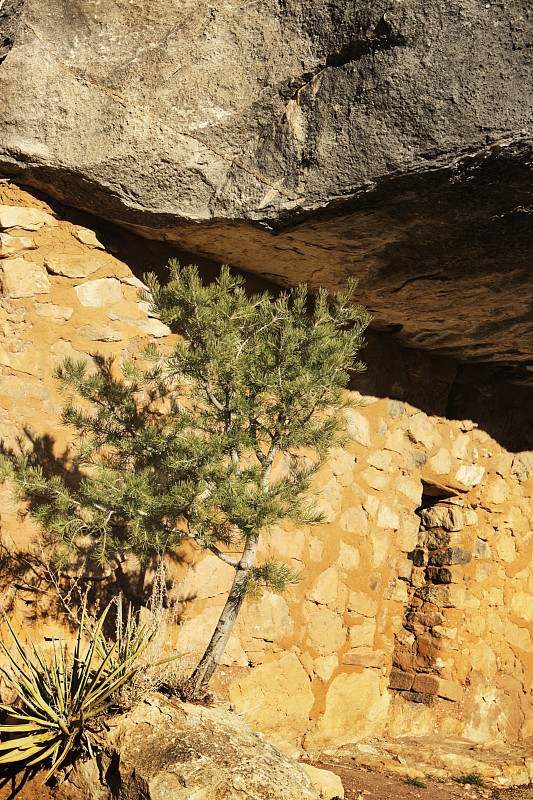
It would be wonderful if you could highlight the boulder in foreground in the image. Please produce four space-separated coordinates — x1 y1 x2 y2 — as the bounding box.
69 697 321 800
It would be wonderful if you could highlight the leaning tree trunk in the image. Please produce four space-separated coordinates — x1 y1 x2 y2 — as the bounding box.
184 536 258 700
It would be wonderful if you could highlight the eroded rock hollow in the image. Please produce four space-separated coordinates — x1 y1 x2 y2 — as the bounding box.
0 0 532 373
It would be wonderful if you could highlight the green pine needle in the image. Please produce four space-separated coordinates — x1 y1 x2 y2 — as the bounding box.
4 264 370 569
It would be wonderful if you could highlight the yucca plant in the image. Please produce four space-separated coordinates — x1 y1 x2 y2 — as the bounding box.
0 602 157 783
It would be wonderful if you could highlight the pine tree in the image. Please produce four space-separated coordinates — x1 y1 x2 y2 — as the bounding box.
4 263 370 698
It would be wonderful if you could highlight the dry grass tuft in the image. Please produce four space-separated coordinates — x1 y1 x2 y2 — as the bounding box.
112 558 189 710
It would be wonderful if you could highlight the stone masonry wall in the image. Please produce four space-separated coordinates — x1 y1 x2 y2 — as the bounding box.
0 184 532 756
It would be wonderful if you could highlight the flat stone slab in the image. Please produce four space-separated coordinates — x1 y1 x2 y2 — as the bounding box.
326 735 533 789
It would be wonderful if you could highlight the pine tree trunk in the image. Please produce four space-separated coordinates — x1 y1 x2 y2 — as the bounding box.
184 537 258 699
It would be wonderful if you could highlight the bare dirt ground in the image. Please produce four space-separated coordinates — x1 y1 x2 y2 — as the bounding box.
0 770 77 800
310 758 533 800
0 761 531 800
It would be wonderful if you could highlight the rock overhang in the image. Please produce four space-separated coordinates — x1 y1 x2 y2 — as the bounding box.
0 0 532 377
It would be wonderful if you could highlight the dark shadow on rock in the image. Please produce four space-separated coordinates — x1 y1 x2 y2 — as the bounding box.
0 764 44 800
0 427 83 485
0 0 24 66
0 426 189 634
352 331 533 452
0 181 530 451
446 363 533 453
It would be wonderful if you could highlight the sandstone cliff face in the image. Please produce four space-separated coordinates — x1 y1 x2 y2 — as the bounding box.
0 186 532 755
0 0 532 372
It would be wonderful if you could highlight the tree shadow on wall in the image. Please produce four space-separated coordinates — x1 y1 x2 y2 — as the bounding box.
0 429 191 637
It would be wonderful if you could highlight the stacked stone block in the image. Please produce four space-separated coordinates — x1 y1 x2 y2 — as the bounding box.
0 185 532 753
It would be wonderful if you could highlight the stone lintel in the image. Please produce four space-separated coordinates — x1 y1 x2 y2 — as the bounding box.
411 674 463 702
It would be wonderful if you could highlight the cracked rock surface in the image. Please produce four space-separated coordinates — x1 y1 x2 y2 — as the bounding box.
68 697 320 800
0 0 532 371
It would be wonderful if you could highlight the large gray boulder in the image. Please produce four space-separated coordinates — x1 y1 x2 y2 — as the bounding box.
0 0 532 371
68 697 321 800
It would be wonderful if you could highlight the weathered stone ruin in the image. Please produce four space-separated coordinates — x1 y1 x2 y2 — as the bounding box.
0 185 532 762
0 0 532 781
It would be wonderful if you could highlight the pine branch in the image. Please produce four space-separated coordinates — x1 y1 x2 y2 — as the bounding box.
4 262 370 694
